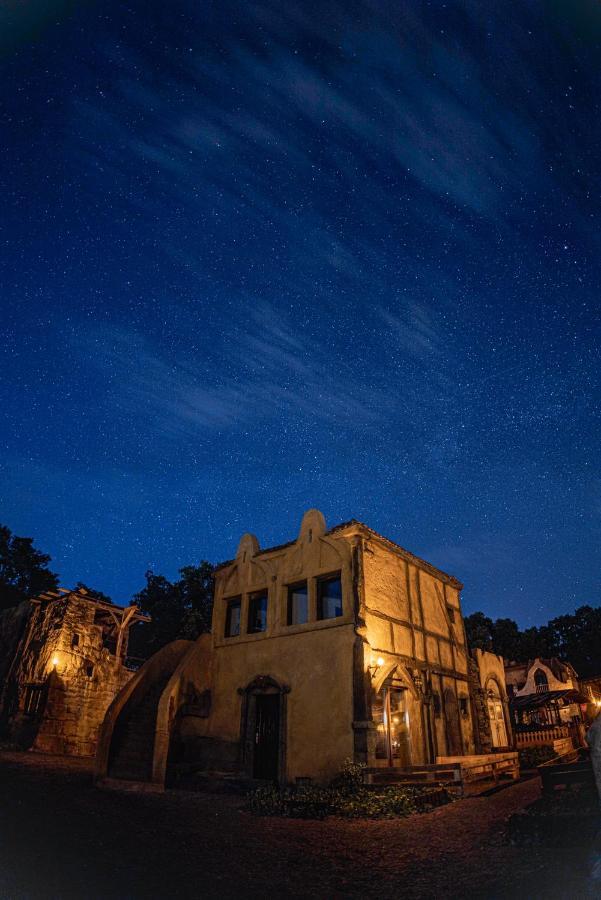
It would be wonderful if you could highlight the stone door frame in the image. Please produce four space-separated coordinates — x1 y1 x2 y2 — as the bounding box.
238 675 290 782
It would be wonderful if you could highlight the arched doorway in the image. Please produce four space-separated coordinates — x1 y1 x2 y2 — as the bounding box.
444 688 462 755
373 678 412 767
239 676 289 782
486 680 508 748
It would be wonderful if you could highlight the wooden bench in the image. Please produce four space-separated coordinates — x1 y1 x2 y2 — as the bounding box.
538 752 595 796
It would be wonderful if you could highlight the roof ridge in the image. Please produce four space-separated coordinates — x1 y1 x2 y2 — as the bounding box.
216 517 462 587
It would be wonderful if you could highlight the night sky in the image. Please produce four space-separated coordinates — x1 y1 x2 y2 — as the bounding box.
1 1 599 625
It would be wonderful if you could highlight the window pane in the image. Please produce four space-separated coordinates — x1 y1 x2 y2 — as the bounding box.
317 576 342 620
287 583 308 625
248 592 268 634
225 598 241 637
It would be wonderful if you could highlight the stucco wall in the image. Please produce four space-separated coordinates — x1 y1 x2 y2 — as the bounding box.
514 658 575 696
361 534 474 760
203 624 356 781
196 510 356 782
196 510 475 781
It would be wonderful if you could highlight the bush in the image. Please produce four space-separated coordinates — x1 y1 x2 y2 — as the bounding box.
519 746 556 769
330 785 416 819
245 758 447 820
246 784 334 819
328 757 367 794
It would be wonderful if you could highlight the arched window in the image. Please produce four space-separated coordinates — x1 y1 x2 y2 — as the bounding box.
534 668 549 692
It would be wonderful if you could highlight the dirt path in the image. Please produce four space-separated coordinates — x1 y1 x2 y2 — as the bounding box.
0 752 591 899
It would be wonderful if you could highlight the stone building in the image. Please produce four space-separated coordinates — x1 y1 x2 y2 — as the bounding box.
468 648 512 753
0 586 148 756
97 510 513 788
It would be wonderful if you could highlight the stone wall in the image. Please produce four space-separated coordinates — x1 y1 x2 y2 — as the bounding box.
0 590 138 756
468 655 493 753
470 649 512 751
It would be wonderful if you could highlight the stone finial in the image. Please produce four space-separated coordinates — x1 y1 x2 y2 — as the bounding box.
236 533 260 562
298 508 326 543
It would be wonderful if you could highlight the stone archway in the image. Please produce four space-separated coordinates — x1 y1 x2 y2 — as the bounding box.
486 677 509 748
238 675 290 782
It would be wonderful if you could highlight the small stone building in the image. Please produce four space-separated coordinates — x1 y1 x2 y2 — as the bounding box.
97 510 513 787
469 648 512 753
0 586 148 756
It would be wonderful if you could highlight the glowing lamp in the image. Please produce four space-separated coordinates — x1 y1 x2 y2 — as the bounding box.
52 655 60 669
369 655 386 679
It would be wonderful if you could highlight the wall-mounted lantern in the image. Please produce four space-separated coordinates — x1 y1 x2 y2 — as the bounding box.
369 656 385 679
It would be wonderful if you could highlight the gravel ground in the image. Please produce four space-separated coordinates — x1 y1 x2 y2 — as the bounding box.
0 751 594 900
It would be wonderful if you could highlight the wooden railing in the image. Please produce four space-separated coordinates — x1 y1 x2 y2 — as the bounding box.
515 724 570 747
366 752 520 795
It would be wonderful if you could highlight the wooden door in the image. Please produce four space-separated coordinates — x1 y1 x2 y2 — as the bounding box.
253 694 280 780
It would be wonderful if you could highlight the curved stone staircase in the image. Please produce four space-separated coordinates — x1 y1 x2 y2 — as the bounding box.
107 670 174 782
95 636 213 789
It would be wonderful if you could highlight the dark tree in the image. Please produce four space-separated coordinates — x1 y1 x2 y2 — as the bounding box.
491 618 522 662
545 606 601 678
128 561 214 658
464 611 494 650
465 603 601 678
0 524 59 610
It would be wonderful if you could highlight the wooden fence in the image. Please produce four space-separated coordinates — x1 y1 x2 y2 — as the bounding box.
515 724 571 747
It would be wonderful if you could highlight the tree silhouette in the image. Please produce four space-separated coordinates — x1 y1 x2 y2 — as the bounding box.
128 561 214 658
0 524 59 610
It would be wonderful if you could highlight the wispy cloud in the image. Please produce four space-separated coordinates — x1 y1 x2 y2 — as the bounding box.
70 0 548 243
77 303 403 436
378 303 444 359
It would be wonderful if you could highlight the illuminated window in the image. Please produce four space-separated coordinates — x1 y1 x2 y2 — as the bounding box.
224 597 241 637
287 583 308 626
317 575 343 620
248 592 268 634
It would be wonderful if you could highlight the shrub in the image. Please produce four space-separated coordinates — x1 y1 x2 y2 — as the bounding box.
329 785 416 819
245 759 444 820
519 746 556 769
328 757 367 795
246 784 335 819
